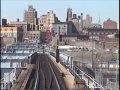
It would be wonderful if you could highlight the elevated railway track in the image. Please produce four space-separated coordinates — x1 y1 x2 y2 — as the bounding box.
11 53 67 90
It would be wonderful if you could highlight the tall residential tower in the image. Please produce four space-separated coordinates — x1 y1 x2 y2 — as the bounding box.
24 5 37 24
66 8 72 22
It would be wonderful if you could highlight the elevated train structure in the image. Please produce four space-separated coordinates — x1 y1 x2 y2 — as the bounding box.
10 53 68 90
1 42 118 90
10 52 90 90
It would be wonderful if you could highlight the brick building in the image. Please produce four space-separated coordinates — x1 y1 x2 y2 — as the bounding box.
24 5 37 24
24 5 39 31
83 14 92 28
52 22 68 37
103 18 117 29
8 19 30 39
83 28 118 37
38 11 59 32
0 26 23 42
27 31 40 42
0 26 23 46
59 35 90 45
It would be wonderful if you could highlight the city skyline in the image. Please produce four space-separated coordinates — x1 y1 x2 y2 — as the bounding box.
1 0 119 28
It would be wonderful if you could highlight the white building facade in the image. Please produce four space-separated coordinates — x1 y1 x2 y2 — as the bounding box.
52 22 68 37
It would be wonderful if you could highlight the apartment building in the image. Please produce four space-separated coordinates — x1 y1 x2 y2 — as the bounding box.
8 19 30 39
38 10 59 32
0 26 23 42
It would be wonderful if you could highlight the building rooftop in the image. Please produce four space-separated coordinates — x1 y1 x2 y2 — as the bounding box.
60 34 89 37
89 23 102 28
9 21 28 24
52 22 67 24
60 35 90 40
87 28 119 31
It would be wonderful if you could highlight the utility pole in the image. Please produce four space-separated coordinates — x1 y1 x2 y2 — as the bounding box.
42 45 45 54
92 32 94 70
82 41 84 66
8 70 11 90
116 48 119 89
56 27 60 63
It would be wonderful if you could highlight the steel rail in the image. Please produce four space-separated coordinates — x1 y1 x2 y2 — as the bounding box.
47 57 60 90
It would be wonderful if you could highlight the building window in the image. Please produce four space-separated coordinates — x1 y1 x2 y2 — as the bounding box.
101 32 104 34
97 32 99 35
48 19 50 25
106 32 108 34
11 33 13 36
40 24 43 26
89 32 91 35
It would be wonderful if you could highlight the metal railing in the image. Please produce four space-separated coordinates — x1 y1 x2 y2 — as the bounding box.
60 54 104 90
